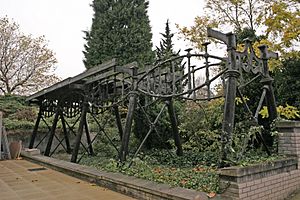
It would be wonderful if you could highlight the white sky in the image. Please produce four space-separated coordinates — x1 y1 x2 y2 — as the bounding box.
1 0 204 79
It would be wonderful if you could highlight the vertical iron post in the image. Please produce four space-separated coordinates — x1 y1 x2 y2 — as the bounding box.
113 105 123 140
119 66 138 162
185 48 193 91
71 99 88 163
44 108 60 156
203 42 211 99
29 105 42 149
60 112 72 153
166 99 183 156
171 60 176 94
220 32 240 166
84 117 94 156
258 45 277 121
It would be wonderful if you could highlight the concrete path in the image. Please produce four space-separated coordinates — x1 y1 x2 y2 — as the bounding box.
0 159 135 200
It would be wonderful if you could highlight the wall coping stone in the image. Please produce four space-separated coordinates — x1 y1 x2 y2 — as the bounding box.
276 120 300 128
218 157 297 178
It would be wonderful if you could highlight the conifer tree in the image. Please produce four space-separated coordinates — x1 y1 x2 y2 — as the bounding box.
83 0 154 69
156 20 183 87
155 19 180 61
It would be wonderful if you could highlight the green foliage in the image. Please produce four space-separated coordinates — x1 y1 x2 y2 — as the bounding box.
83 0 154 68
155 19 179 60
81 149 220 193
179 98 278 165
229 122 261 162
0 95 37 131
133 100 182 149
79 97 284 193
4 119 35 130
178 0 299 53
0 95 29 114
232 150 284 167
260 105 300 120
179 100 223 152
274 54 300 112
143 149 219 168
236 27 257 44
80 147 283 193
134 20 183 149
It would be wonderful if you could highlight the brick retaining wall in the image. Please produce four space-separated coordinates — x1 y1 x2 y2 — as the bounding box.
219 121 300 200
278 121 300 165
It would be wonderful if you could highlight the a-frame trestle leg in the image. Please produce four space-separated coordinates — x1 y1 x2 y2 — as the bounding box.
44 108 60 156
71 101 88 163
113 105 123 140
60 112 72 153
119 93 137 162
29 106 42 149
84 117 94 156
166 99 183 156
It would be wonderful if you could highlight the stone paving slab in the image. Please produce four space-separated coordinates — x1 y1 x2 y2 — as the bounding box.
0 159 135 200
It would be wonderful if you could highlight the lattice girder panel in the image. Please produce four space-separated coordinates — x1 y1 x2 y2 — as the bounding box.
137 44 227 101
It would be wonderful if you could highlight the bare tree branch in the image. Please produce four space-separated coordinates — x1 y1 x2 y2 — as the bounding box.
0 17 60 95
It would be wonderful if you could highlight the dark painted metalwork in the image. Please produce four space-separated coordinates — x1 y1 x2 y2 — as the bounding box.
33 117 51 149
120 66 138 163
127 103 167 168
166 99 183 156
71 99 88 163
258 45 278 121
27 28 278 167
44 107 60 156
113 105 123 140
90 112 120 154
60 112 72 153
29 107 42 149
214 31 239 166
84 117 94 156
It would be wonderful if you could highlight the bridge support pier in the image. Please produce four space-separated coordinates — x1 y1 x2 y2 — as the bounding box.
71 100 88 163
29 107 42 149
166 99 183 156
119 93 137 162
44 108 60 156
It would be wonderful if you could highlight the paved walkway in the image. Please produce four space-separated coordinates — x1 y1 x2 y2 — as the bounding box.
0 159 135 200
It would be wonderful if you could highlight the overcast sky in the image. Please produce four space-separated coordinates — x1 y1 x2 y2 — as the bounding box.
1 0 204 79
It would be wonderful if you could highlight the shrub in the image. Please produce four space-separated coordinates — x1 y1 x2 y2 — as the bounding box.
0 94 37 130
179 99 223 152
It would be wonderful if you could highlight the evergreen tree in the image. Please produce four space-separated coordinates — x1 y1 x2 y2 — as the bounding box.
274 54 300 110
83 0 154 68
156 20 183 88
155 19 180 61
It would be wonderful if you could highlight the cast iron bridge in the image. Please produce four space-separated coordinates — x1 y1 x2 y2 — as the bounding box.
27 28 278 165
